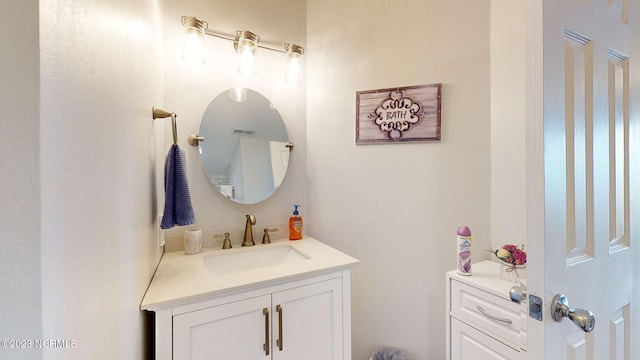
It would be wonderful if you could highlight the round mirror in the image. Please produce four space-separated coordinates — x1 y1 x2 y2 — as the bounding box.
198 88 291 204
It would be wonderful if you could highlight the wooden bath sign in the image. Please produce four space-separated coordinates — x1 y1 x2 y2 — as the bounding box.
356 83 442 144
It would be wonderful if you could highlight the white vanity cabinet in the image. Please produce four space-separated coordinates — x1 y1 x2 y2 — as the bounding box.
172 276 344 360
141 237 358 360
446 261 527 360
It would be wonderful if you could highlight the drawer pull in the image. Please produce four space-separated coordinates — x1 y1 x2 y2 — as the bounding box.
276 304 283 351
477 305 513 324
263 308 270 355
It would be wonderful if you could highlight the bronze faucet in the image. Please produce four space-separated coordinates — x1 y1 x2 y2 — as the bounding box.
242 214 256 246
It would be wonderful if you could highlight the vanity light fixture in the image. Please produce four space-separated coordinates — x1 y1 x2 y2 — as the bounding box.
235 30 258 76
181 16 207 66
284 43 304 85
180 16 304 82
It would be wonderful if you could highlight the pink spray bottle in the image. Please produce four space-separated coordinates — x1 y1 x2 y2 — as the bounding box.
457 226 472 276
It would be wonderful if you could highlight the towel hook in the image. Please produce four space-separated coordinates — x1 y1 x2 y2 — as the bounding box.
152 107 178 145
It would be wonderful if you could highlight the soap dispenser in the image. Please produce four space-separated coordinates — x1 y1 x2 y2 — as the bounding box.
289 205 303 240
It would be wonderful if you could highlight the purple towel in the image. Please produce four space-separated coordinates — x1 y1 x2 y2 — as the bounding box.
161 144 195 229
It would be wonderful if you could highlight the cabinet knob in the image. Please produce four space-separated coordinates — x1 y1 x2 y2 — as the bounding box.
509 284 527 303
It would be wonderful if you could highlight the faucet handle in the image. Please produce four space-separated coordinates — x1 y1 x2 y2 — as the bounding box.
222 232 232 249
262 228 278 244
214 232 232 249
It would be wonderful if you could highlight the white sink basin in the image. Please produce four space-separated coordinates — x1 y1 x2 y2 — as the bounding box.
203 245 310 274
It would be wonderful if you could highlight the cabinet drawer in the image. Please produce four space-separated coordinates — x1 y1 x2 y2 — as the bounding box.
450 317 521 360
450 279 522 346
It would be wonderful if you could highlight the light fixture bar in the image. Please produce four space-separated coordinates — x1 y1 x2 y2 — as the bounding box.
203 29 290 54
183 16 303 54
181 16 304 81
203 29 236 42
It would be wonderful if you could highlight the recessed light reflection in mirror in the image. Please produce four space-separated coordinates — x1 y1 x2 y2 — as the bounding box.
230 87 247 102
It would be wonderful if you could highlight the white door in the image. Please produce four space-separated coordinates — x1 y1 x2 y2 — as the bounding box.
526 0 639 359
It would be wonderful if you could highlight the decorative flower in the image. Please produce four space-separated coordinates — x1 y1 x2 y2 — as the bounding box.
496 249 510 259
490 244 526 266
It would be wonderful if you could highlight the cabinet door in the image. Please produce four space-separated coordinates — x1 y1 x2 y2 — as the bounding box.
173 294 271 360
450 318 521 360
271 278 343 360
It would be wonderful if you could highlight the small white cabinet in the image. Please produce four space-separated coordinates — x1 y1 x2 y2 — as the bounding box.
446 261 527 360
172 277 343 360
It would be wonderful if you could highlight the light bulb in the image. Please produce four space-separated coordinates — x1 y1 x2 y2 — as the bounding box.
181 17 207 66
284 43 303 85
235 31 258 77
285 56 300 85
238 46 256 76
182 31 204 65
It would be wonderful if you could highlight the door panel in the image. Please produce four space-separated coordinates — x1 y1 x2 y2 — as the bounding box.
608 305 629 360
565 331 587 360
271 278 342 360
562 29 594 264
607 49 630 252
173 295 271 360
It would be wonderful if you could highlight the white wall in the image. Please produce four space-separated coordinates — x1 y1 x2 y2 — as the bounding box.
161 0 307 243
306 1 491 358
490 0 527 252
39 0 164 358
0 1 42 359
0 1 509 359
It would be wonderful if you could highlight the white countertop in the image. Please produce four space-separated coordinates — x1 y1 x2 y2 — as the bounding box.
447 260 526 301
141 236 359 311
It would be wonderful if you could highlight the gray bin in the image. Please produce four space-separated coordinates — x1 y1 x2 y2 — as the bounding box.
369 348 411 360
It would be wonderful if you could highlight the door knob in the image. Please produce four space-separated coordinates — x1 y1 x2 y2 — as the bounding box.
550 294 595 332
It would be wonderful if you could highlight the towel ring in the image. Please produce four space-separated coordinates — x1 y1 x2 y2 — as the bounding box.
152 107 178 145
